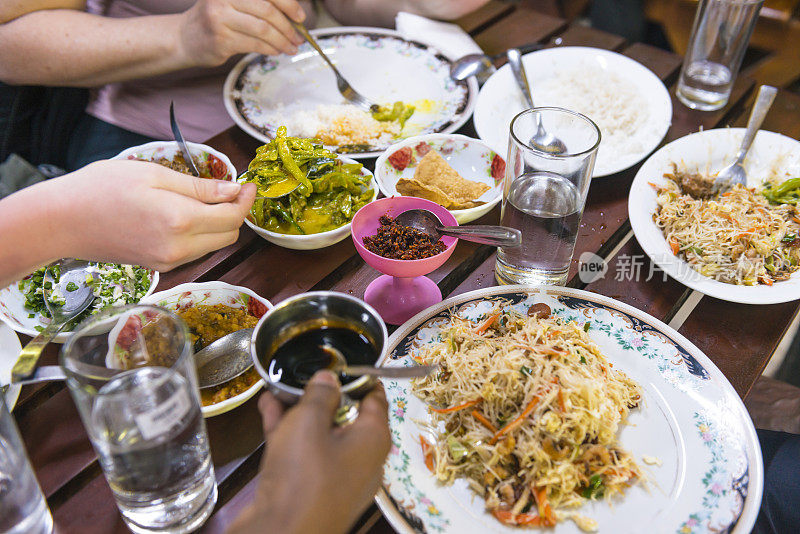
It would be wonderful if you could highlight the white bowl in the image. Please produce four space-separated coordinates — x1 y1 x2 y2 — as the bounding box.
241 155 378 250
112 141 237 181
373 133 504 224
0 270 159 343
140 281 272 418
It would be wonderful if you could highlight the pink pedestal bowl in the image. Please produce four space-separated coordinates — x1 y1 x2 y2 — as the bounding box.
351 197 458 325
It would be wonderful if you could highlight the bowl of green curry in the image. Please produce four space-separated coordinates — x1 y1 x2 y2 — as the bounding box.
240 127 378 250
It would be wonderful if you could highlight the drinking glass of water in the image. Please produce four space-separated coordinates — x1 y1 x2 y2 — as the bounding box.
495 107 600 286
61 305 216 534
676 0 764 111
0 394 53 534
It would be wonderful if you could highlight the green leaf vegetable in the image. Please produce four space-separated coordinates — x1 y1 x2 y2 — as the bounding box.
241 127 374 235
762 177 800 205
371 101 415 128
18 263 151 325
582 474 605 499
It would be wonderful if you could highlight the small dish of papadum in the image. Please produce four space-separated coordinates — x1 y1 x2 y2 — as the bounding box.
374 134 505 224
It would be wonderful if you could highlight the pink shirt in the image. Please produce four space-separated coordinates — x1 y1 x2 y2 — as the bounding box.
85 0 236 142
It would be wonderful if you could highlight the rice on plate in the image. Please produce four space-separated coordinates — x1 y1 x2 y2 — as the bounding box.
473 47 671 177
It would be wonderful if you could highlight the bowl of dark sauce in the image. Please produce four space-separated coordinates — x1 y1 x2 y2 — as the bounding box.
250 291 388 404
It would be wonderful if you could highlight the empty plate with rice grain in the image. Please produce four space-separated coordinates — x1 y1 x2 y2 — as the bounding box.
223 27 477 159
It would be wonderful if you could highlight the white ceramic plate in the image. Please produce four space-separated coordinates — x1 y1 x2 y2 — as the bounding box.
140 282 272 418
0 323 22 410
473 47 672 177
374 134 505 224
629 128 800 304
241 155 378 250
0 269 159 343
223 27 478 159
376 285 761 534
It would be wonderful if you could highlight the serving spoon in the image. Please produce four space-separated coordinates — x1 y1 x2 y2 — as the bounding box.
505 48 567 155
193 328 254 389
169 101 201 177
191 326 437 389
711 85 778 194
320 345 438 379
450 42 544 82
394 209 522 248
292 22 378 113
11 259 95 384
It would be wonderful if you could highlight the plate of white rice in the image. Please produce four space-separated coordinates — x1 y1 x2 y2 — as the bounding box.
224 27 477 159
473 46 671 177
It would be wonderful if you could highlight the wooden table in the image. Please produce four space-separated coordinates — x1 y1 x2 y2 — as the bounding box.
13 3 800 532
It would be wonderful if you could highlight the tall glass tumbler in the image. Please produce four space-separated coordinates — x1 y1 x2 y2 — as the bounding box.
496 108 600 286
0 395 53 534
676 0 764 111
61 305 217 534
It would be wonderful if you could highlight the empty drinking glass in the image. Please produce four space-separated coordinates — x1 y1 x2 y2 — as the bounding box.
0 394 53 534
495 108 600 286
676 0 764 111
60 305 216 534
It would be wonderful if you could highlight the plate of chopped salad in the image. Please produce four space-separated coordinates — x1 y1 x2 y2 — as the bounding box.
0 262 158 342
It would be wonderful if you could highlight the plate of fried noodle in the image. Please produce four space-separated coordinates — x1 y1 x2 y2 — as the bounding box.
629 128 800 304
376 286 762 534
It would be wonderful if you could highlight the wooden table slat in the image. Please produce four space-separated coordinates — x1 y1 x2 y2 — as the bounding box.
19 12 800 534
473 7 565 55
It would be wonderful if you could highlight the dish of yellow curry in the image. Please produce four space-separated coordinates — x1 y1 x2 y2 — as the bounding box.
178 304 260 407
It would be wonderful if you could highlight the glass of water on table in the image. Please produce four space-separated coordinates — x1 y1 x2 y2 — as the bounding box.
495 107 600 286
60 305 216 534
1 394 53 534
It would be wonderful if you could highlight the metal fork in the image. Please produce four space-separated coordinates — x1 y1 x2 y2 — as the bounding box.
292 22 378 113
712 85 777 194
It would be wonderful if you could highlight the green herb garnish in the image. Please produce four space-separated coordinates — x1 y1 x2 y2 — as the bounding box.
583 474 605 499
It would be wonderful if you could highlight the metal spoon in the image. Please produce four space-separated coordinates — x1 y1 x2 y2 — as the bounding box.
169 101 201 177
320 345 438 379
237 171 300 199
505 48 567 155
394 209 521 248
193 328 254 389
450 42 544 82
292 22 378 113
712 85 778 194
11 259 95 383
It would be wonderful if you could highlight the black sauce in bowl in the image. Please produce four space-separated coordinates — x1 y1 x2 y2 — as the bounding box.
267 326 377 388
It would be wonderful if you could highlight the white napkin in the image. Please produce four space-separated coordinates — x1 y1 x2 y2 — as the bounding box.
395 12 483 60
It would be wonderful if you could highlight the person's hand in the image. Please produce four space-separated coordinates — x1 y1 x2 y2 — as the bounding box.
228 371 392 534
179 0 306 67
53 159 256 271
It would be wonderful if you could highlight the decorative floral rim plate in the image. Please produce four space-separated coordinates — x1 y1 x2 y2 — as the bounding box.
374 133 505 224
223 27 478 159
629 128 800 304
113 141 237 181
140 282 272 418
0 322 22 410
0 270 159 344
473 46 671 177
375 285 762 534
